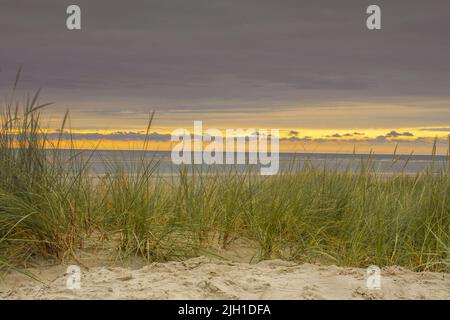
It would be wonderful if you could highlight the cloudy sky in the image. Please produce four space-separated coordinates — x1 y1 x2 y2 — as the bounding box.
1 0 450 153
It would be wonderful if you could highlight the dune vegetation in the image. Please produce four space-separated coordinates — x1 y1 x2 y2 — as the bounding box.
0 85 449 274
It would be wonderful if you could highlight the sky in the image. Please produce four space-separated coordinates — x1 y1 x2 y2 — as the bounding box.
1 0 450 153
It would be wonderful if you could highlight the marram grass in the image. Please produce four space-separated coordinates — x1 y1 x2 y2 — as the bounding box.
0 90 449 273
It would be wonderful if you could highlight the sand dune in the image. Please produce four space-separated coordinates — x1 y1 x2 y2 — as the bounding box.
1 256 449 300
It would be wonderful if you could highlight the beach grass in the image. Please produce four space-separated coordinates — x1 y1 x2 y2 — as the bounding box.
0 88 449 273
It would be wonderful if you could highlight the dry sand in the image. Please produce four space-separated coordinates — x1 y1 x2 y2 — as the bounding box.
1 256 449 300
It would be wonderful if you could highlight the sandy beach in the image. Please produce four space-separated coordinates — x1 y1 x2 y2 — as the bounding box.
1 256 448 300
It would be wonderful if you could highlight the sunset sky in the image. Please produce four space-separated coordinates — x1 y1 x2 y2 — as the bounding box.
1 0 450 154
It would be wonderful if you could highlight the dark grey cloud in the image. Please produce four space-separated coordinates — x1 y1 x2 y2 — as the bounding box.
279 134 422 144
327 133 342 138
291 135 443 145
385 130 414 138
281 136 312 142
45 131 172 141
1 0 450 119
316 130 416 143
38 129 430 145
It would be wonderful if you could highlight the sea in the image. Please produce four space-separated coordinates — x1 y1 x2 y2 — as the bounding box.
61 150 450 176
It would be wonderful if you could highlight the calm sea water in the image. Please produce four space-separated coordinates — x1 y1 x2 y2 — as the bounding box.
63 150 449 175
